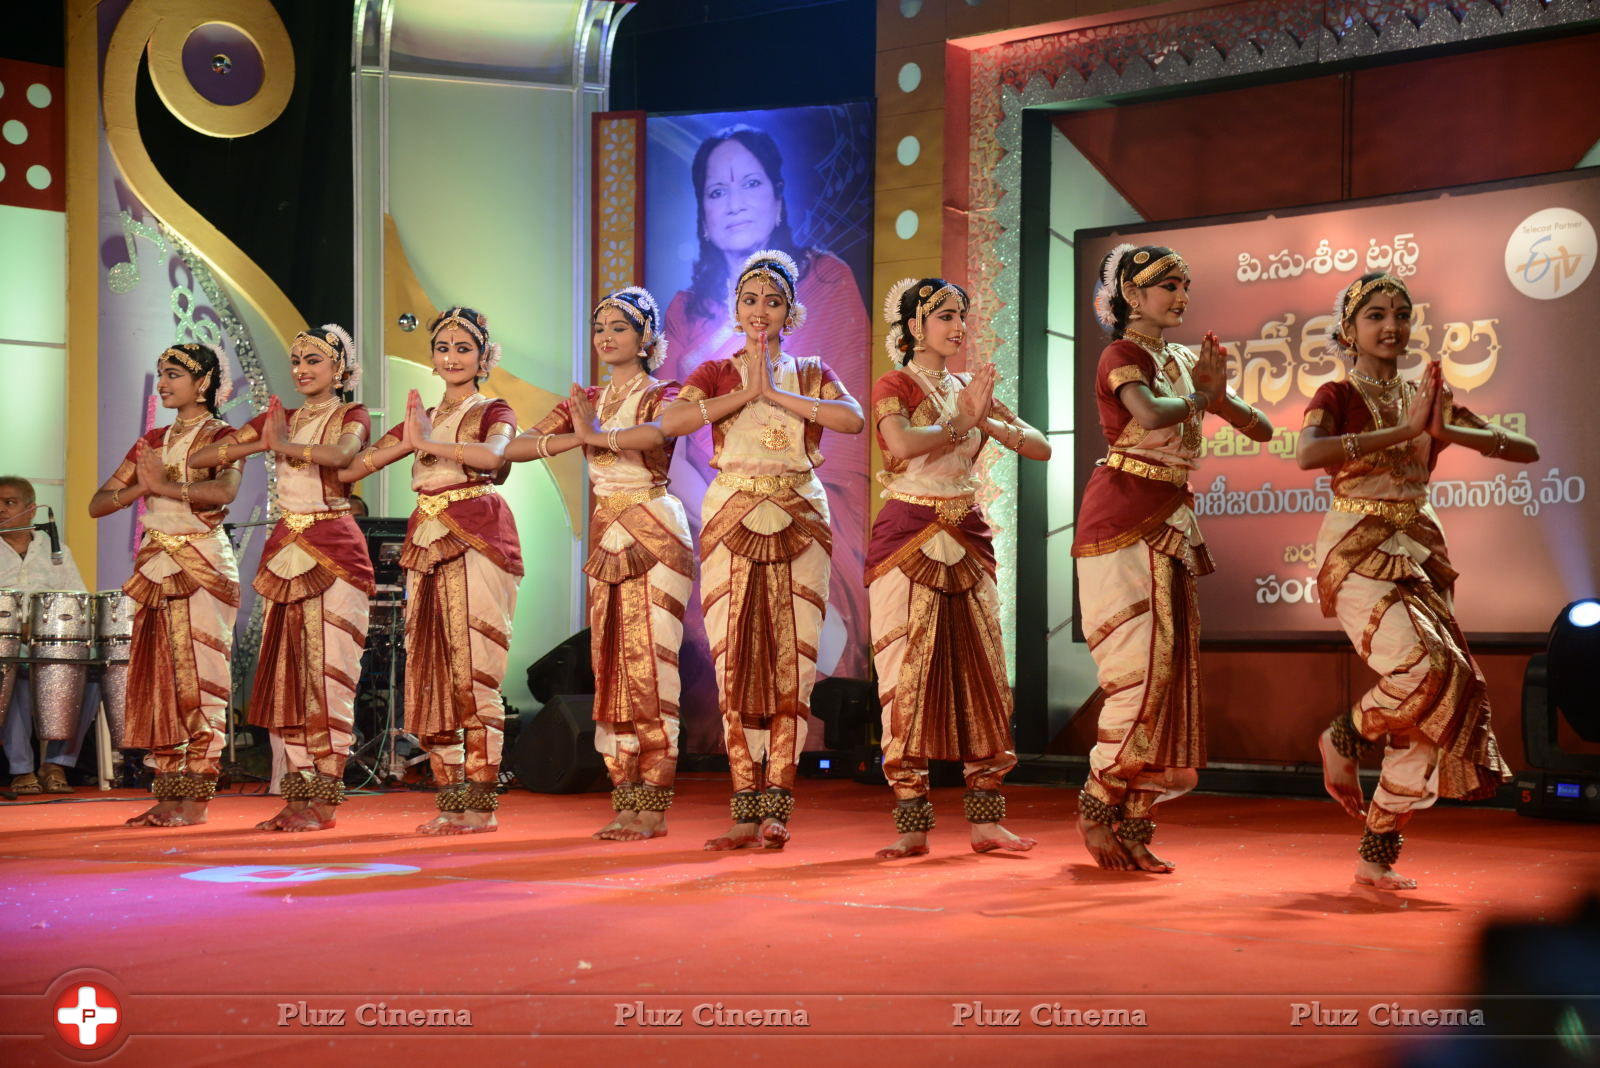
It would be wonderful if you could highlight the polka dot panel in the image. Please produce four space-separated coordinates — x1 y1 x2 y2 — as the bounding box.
0 58 65 212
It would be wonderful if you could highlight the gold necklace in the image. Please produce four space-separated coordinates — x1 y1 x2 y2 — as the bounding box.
419 394 474 465
1349 376 1417 466
1348 367 1401 403
742 351 794 452
599 372 649 422
1123 327 1166 351
169 410 208 433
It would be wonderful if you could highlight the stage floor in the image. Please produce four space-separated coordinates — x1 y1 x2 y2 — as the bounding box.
1 777 1595 1065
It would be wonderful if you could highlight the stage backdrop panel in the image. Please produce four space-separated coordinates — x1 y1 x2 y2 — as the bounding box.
643 103 874 753
1077 169 1600 641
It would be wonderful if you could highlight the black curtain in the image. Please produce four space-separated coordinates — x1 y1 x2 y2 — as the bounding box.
134 0 352 329
611 0 874 113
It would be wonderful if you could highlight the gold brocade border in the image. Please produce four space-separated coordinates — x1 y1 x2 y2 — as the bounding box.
65 0 101 584
1070 492 1185 559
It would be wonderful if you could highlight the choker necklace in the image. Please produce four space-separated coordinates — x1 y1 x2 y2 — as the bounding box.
298 395 338 415
1349 367 1400 389
907 360 951 385
1123 327 1166 349
168 411 208 433
434 393 476 419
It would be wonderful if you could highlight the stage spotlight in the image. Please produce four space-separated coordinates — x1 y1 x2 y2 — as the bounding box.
1567 599 1600 629
1549 599 1600 743
1516 599 1600 822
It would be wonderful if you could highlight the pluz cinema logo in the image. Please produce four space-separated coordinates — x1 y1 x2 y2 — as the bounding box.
1505 206 1595 300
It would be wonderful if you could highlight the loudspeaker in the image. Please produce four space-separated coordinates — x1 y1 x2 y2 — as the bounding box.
526 630 594 703
511 695 608 793
809 676 878 750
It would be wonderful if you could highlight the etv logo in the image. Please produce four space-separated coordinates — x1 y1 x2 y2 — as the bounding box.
54 981 121 1049
1504 207 1596 300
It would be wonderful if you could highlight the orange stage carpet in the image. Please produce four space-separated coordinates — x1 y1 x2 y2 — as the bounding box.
1 778 1595 1066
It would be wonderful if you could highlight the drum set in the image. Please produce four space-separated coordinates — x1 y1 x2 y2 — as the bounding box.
0 588 137 788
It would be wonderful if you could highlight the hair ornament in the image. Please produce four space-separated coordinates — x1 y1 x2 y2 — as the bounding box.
732 249 807 332
1326 274 1410 359
594 287 670 372
1093 242 1136 331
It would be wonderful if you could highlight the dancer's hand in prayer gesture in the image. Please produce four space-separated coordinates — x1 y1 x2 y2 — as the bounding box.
261 396 291 455
569 385 602 445
1192 332 1229 409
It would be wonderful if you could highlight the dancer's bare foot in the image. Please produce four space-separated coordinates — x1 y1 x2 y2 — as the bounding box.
415 810 497 836
255 801 305 831
875 831 929 858
1124 841 1175 873
125 800 208 827
970 822 1037 854
1078 815 1135 870
593 811 635 840
610 811 667 842
277 800 338 832
1319 726 1366 819
1355 859 1416 890
759 817 790 850
704 822 760 850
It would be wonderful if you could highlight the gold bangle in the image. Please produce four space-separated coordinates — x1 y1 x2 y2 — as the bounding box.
111 487 124 510
1233 407 1260 434
180 482 192 506
607 428 622 452
360 451 377 474
697 399 711 427
454 442 466 466
1010 422 1026 452
1342 433 1362 461
807 398 821 423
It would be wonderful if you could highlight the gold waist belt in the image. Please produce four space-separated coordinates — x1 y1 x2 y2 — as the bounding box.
713 470 813 497
146 527 221 554
1332 496 1420 526
280 508 351 534
887 490 976 526
1105 451 1188 484
415 483 495 519
597 485 668 514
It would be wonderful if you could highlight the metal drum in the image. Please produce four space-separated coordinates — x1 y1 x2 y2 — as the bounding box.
95 591 136 747
0 635 19 732
29 591 94 741
29 591 95 643
0 590 27 730
0 588 25 637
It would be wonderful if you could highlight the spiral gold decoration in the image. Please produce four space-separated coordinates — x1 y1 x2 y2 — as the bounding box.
101 0 305 348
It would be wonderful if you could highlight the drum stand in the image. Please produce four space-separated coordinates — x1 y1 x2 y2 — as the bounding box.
348 589 425 787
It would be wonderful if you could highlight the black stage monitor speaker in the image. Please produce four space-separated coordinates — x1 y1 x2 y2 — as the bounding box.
512 695 608 794
526 630 594 703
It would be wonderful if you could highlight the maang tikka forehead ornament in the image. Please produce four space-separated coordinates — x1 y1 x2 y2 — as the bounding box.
293 323 362 392
593 287 670 372
882 277 968 362
431 306 503 378
1327 274 1410 358
731 249 808 334
158 343 233 405
1091 245 1191 332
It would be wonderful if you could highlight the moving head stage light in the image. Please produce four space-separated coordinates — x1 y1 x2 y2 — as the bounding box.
1516 599 1600 822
